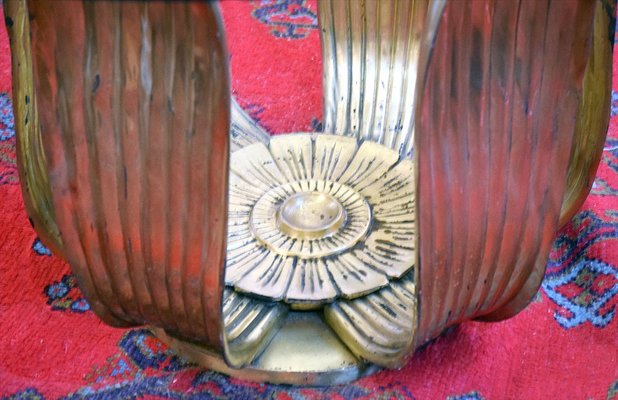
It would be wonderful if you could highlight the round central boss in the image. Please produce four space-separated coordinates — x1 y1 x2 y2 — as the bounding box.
278 192 345 239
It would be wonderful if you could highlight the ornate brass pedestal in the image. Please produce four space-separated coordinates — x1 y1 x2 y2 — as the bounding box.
5 0 614 385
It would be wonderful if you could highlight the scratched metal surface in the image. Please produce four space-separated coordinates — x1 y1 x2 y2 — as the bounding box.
10 0 230 348
415 0 598 346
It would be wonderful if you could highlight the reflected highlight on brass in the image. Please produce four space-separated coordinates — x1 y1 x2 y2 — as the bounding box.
278 191 346 240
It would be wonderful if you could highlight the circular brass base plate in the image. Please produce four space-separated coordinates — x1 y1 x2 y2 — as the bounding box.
152 311 381 386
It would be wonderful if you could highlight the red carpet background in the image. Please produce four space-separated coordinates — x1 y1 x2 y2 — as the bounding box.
0 1 617 399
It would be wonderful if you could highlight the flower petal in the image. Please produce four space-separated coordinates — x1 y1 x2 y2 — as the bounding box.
269 134 313 182
324 274 416 367
285 258 338 306
325 253 389 299
234 254 295 301
223 289 287 367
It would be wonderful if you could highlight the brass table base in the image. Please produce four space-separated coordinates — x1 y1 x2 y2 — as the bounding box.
5 0 611 387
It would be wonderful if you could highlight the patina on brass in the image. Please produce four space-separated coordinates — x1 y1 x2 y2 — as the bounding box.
560 0 616 227
4 0 613 386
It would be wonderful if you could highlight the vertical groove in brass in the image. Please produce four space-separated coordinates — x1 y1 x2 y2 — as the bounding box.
454 3 490 321
318 0 335 133
343 0 353 134
137 1 157 326
138 3 179 332
398 2 418 155
379 0 397 148
199 6 229 344
443 4 470 325
167 4 191 339
156 4 180 332
333 0 348 133
388 1 411 152
360 0 377 142
179 4 202 340
347 0 359 135
482 1 532 314
83 2 138 320
162 3 192 338
422 7 448 336
111 2 144 323
187 2 212 339
118 3 157 324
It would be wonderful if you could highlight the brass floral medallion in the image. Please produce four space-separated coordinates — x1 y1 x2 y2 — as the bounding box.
226 134 415 308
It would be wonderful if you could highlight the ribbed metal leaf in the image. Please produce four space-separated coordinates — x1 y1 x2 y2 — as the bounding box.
25 0 230 348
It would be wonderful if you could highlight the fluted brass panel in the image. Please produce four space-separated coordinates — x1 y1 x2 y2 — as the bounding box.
415 0 596 344
223 289 287 368
318 0 429 158
324 274 416 368
17 0 230 347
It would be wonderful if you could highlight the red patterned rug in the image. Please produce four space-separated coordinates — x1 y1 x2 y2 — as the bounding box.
1 1 617 399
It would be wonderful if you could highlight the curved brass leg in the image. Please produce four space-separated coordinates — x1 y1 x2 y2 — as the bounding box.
415 0 596 342
318 0 432 158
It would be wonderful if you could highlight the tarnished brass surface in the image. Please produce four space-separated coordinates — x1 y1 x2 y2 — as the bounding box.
5 0 612 386
319 0 431 158
559 0 615 227
154 312 381 386
415 0 597 343
4 0 62 256
8 0 231 342
226 134 415 308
